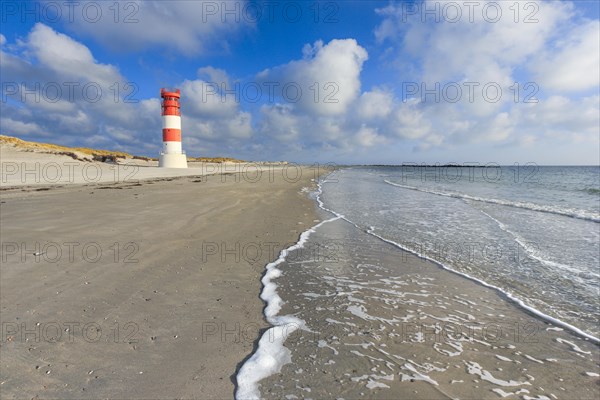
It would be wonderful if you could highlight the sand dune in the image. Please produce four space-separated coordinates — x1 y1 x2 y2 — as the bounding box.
1 136 289 187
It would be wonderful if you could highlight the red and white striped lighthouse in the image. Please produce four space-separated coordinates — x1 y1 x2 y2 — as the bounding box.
158 88 188 168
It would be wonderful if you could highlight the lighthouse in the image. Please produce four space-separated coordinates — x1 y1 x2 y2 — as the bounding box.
158 88 188 168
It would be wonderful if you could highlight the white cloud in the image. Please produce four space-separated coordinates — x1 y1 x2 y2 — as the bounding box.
355 125 386 147
257 39 368 116
2 24 135 131
519 95 600 138
0 118 46 137
181 78 239 118
197 66 231 88
532 21 600 92
374 0 574 115
357 89 394 119
484 112 514 142
377 0 572 76
387 100 432 140
253 24 598 159
28 23 122 85
259 104 301 142
368 0 599 158
180 69 255 143
57 0 250 55
225 111 253 139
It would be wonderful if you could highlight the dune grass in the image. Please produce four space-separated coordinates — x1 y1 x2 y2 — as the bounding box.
0 135 131 158
1 135 245 163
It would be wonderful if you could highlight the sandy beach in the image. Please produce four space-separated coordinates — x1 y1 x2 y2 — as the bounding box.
0 143 289 187
0 148 323 398
3 1 598 397
1 147 598 400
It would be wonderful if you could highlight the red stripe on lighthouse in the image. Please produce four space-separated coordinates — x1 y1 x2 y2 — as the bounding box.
163 129 181 142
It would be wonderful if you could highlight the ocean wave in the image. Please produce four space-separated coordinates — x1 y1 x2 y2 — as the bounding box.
317 178 600 345
365 227 600 345
585 188 600 195
384 180 600 223
477 208 600 280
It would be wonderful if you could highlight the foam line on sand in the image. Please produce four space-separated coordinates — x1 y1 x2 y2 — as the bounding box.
235 215 341 399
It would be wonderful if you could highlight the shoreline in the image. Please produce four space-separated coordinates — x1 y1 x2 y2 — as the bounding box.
2 149 598 399
249 174 599 399
236 214 342 398
0 158 325 398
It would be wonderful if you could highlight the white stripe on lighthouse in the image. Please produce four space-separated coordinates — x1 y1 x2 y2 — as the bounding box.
163 141 182 154
162 115 181 131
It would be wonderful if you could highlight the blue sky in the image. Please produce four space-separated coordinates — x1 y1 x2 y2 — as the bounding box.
1 0 599 164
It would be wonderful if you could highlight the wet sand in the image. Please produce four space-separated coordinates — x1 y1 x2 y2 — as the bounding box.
0 166 322 398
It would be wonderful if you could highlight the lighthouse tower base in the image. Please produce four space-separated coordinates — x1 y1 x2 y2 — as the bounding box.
159 153 188 168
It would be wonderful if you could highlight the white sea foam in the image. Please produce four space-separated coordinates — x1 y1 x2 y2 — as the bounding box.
400 363 439 386
433 340 463 357
465 361 531 387
493 388 531 397
302 292 325 298
347 304 399 324
523 354 544 364
383 180 600 223
317 340 339 355
366 380 390 389
235 181 342 399
555 338 592 355
351 374 369 382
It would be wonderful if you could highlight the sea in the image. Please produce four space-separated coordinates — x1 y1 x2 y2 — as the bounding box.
236 165 600 399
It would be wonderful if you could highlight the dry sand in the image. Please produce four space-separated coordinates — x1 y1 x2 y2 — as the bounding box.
0 145 289 187
0 151 324 398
